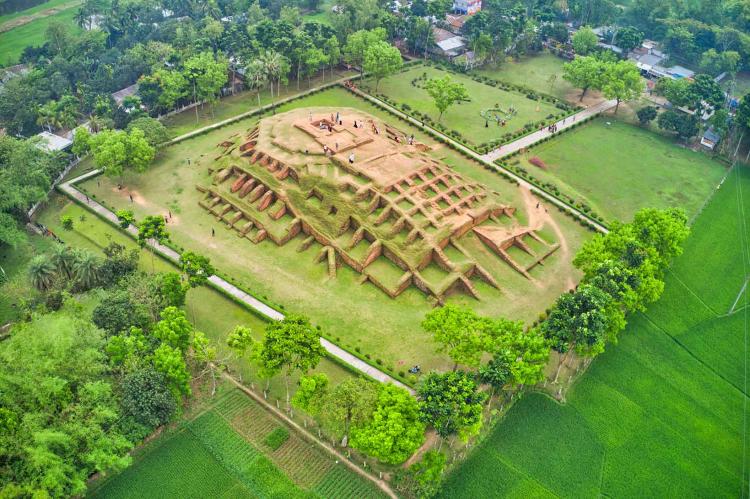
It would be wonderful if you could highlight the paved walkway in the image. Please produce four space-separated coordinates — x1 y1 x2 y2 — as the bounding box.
348 86 609 233
58 172 413 394
481 99 618 162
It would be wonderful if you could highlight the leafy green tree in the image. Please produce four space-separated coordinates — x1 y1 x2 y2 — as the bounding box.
657 109 699 142
115 209 135 228
572 26 599 55
226 325 254 359
153 306 193 352
477 356 510 405
421 305 489 370
563 56 607 101
183 51 229 122
493 326 549 387
636 105 658 126
157 272 187 308
153 343 191 398
655 77 693 108
602 60 643 112
0 303 132 497
350 384 425 464
615 26 644 52
344 28 387 78
179 251 214 288
191 331 224 395
137 215 169 271
126 117 169 146
256 315 326 407
423 75 470 122
119 367 176 440
89 128 155 178
72 126 92 156
291 373 329 416
106 326 149 371
417 371 486 440
93 289 151 336
363 41 402 91
323 36 341 80
321 377 378 446
690 73 725 110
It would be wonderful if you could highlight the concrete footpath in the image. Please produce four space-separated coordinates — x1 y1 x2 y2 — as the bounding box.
58 171 413 394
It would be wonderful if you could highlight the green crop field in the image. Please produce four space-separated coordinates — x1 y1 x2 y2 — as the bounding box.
78 86 593 374
0 0 79 25
0 7 81 67
439 165 750 498
473 52 576 101
89 388 386 498
510 117 728 222
373 65 565 148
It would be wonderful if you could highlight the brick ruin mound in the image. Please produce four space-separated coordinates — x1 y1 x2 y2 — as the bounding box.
196 107 559 302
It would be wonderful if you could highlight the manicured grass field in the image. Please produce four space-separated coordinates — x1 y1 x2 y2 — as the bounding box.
373 65 564 148
0 8 81 67
88 388 386 498
80 86 592 373
511 117 728 222
473 52 576 101
439 165 750 498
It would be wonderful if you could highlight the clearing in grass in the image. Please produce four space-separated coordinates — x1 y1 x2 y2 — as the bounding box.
439 165 750 498
510 117 728 222
78 86 591 374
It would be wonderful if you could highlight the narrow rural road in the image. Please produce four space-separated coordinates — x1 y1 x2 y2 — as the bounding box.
58 171 414 394
348 86 609 233
481 99 618 161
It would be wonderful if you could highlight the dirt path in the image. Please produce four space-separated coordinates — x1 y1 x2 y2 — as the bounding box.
403 430 438 468
0 0 82 34
519 186 575 289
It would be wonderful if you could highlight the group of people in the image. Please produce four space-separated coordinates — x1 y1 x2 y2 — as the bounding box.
545 123 559 133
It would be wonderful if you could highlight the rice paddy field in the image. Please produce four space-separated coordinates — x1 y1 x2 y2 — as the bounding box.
373 65 565 148
88 387 386 498
439 165 750 498
77 86 593 374
509 117 729 222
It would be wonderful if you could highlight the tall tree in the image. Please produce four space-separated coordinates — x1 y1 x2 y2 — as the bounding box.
256 315 326 408
321 377 378 446
343 28 387 78
137 215 169 272
601 60 643 112
572 26 599 55
563 56 607 101
363 41 402 91
423 75 470 122
417 370 486 441
350 384 425 464
421 305 489 370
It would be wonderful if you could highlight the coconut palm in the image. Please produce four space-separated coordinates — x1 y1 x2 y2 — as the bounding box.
28 255 57 292
49 244 76 279
36 102 58 132
259 50 283 102
244 59 267 107
73 250 102 290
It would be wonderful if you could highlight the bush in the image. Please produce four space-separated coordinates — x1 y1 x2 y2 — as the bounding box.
264 427 289 450
60 215 73 230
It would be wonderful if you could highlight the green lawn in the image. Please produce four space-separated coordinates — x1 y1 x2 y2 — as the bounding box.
0 7 81 67
162 68 356 138
473 52 575 101
440 165 750 498
511 117 728 222
722 71 750 98
89 387 386 498
373 65 565 148
301 0 333 25
78 86 592 374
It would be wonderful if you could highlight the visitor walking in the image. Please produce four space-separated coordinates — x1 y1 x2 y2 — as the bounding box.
212 228 215 237
348 153 355 164
129 194 133 203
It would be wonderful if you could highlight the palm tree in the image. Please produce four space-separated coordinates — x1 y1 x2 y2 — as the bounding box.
259 50 283 102
36 102 58 132
73 250 102 290
244 60 267 107
49 244 76 279
28 255 57 292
